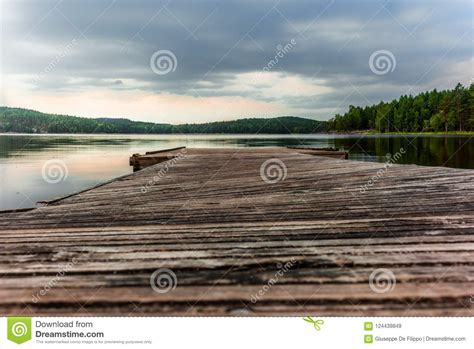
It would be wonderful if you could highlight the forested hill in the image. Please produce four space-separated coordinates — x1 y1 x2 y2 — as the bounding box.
0 108 327 134
328 83 473 133
2 83 472 134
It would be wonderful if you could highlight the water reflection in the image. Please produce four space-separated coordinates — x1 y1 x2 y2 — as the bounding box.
332 135 473 168
0 134 472 210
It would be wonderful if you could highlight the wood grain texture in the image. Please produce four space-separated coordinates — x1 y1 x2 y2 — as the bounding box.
0 148 473 316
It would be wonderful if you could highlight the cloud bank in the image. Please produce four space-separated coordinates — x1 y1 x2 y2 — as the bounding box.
1 0 471 123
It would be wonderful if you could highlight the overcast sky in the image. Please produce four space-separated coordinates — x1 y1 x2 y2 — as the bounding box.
0 0 471 123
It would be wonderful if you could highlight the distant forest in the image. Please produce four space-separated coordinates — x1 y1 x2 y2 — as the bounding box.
328 83 473 132
0 109 326 134
0 83 472 134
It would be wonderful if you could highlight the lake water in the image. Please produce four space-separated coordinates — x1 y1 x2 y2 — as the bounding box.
0 133 472 211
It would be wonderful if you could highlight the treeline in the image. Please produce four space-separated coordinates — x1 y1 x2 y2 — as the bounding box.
0 109 168 134
328 83 474 132
0 107 327 134
174 116 326 133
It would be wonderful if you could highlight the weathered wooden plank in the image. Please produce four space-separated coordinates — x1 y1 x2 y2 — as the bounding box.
1 265 473 289
0 283 471 316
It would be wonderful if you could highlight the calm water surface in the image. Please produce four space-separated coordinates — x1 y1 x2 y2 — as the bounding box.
0 133 472 210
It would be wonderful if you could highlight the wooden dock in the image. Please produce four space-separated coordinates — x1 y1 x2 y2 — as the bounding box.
129 146 348 171
0 147 473 316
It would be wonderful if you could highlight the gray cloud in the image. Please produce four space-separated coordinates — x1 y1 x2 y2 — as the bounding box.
2 0 472 120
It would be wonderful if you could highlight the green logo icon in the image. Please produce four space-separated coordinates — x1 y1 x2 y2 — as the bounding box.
364 322 373 331
303 316 324 331
364 334 373 344
7 317 32 344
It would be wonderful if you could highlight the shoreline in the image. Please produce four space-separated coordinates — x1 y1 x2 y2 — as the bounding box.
0 131 473 136
364 131 474 135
